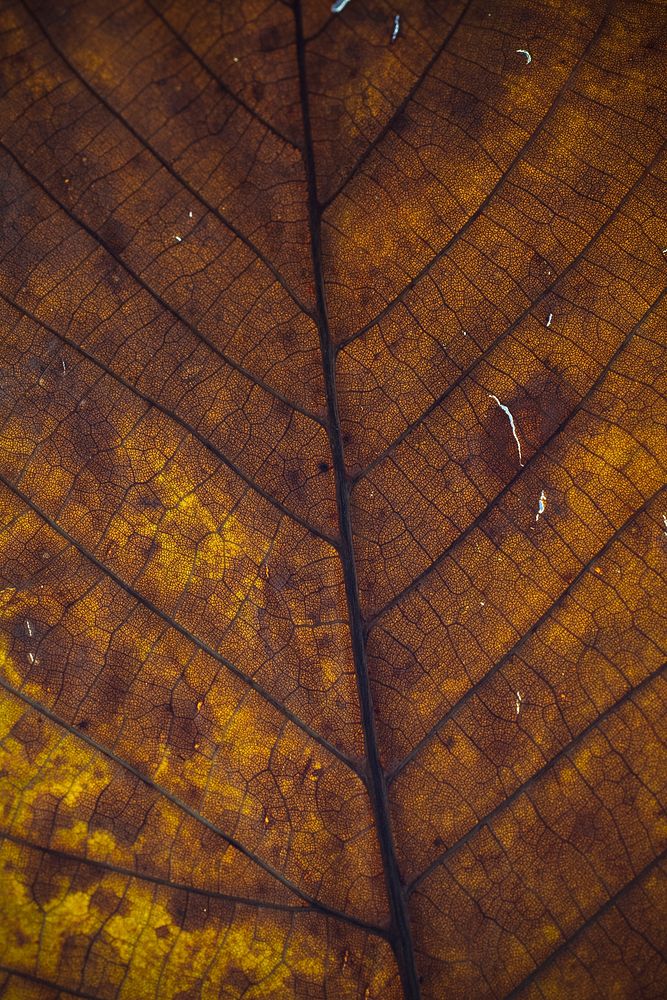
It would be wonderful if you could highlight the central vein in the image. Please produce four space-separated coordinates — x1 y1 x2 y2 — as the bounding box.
292 4 421 998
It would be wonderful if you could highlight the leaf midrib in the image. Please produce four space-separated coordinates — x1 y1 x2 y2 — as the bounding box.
292 3 421 997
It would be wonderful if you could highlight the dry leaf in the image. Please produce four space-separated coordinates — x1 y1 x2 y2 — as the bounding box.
0 1 665 997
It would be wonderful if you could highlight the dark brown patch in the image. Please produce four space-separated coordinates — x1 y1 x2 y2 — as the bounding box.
9 712 48 762
259 25 282 52
90 886 120 916
166 889 210 933
98 216 133 257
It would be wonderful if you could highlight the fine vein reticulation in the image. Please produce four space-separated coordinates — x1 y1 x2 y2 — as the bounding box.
0 1 665 998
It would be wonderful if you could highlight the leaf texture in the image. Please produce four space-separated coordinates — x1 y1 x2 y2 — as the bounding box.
0 0 665 997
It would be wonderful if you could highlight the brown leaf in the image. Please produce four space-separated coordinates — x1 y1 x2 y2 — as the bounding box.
0 0 665 997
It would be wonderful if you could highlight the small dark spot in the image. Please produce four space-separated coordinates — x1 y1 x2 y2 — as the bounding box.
433 836 444 848
29 793 60 843
134 536 159 562
137 493 162 510
285 464 306 489
98 216 132 257
528 251 552 280
10 714 47 760
175 985 204 1000
12 926 30 949
31 852 67 907
252 81 265 103
90 887 120 916
98 647 137 715
259 25 281 51
76 719 89 731
392 108 413 138
318 461 330 473
166 715 198 756
448 89 485 139
166 890 210 932
345 42 362 78
70 866 99 896
155 924 170 939
273 396 291 419
394 657 422 687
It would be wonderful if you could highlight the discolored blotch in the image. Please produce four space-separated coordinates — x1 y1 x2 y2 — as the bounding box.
166 889 211 933
89 885 121 916
259 25 282 52
8 713 48 763
98 216 134 257
0 3 663 998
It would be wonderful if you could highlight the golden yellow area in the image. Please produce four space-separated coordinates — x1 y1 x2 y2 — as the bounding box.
0 684 183 859
110 434 269 613
0 691 28 747
0 686 395 993
0 830 397 998
0 691 112 837
1 0 662 994
0 634 23 689
77 49 120 91
0 838 306 997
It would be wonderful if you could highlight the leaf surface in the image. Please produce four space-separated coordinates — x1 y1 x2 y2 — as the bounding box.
0 0 665 997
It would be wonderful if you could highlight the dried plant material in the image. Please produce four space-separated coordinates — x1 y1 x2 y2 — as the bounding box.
0 1 665 998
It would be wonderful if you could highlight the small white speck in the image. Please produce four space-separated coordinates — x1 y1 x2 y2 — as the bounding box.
233 57 239 63
188 210 193 219
489 394 524 467
25 620 34 637
515 691 523 716
516 48 532 64
27 652 36 664
661 248 667 256
331 0 351 11
391 14 400 42
174 235 182 243
462 329 468 337
546 312 553 327
535 489 547 522
662 514 667 535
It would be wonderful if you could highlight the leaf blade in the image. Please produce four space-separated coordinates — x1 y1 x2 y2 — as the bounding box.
1 0 665 996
